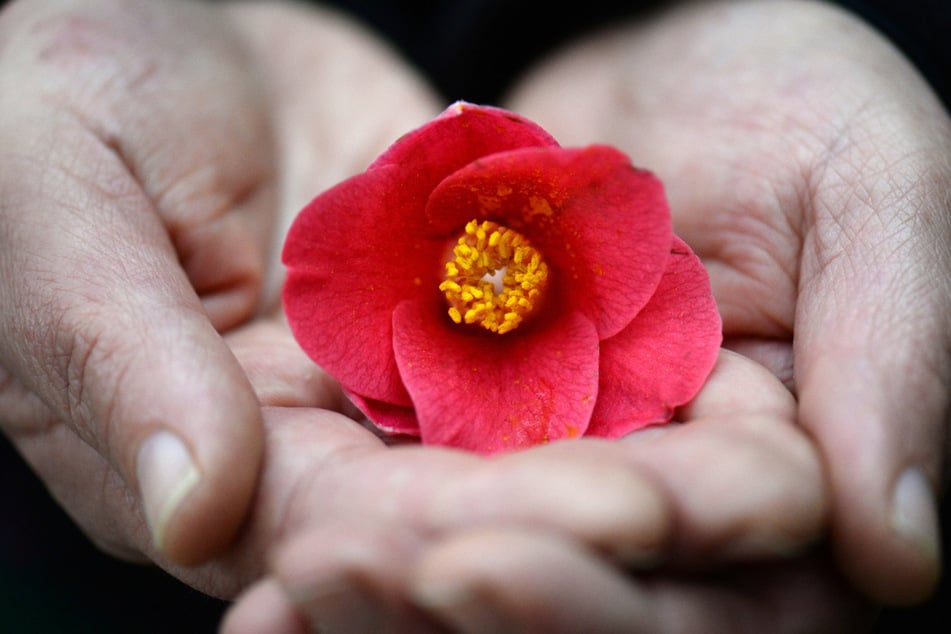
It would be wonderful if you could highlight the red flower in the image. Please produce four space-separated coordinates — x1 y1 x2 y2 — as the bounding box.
283 102 721 454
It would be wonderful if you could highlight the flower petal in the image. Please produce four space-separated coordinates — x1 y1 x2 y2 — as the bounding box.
370 102 558 178
392 300 600 454
345 390 421 436
283 164 442 404
588 236 722 437
424 145 672 339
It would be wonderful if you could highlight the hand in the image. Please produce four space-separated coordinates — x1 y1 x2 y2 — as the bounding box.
0 0 438 570
505 0 950 605
219 343 848 633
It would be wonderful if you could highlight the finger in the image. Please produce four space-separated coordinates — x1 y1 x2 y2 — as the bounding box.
426 441 672 565
412 529 650 634
132 406 669 597
270 523 444 634
257 352 810 575
677 348 795 422
412 529 872 634
224 319 361 415
221 579 308 634
625 350 826 563
252 407 672 568
0 0 270 564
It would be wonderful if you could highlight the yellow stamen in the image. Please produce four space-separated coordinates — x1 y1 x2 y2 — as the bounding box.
439 219 549 334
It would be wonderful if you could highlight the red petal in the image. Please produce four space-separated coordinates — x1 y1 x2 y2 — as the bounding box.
370 102 558 180
346 390 421 436
588 237 722 437
392 300 600 454
424 145 672 339
283 165 442 404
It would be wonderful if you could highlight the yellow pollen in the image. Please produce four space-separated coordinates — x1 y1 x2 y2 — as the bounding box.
439 219 549 334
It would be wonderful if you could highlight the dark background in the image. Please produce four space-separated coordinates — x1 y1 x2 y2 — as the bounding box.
318 0 950 111
1 0 948 631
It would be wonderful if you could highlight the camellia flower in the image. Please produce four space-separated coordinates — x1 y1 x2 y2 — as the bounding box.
283 102 721 454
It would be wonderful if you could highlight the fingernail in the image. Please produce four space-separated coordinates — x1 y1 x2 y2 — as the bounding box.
137 431 200 551
891 468 940 567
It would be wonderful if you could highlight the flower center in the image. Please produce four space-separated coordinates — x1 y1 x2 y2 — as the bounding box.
439 219 549 334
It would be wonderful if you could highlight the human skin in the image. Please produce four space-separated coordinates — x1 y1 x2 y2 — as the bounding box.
0 0 940 632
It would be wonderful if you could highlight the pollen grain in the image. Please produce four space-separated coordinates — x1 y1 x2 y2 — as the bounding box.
439 219 548 334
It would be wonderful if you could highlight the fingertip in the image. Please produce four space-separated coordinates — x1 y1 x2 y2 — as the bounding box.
177 209 268 333
856 466 942 605
221 579 308 634
137 430 202 557
799 354 944 605
890 468 942 584
156 409 263 565
131 355 264 565
831 485 941 605
677 348 796 421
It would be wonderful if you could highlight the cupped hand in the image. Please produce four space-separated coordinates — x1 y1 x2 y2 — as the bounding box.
505 0 950 605
219 333 839 633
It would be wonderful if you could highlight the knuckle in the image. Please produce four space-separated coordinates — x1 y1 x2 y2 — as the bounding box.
45 301 128 457
0 364 59 435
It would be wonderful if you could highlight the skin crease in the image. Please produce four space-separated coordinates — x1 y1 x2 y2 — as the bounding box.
0 1 943 634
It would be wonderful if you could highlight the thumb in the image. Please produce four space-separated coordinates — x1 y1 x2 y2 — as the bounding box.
795 98 951 604
0 141 264 564
0 145 264 564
